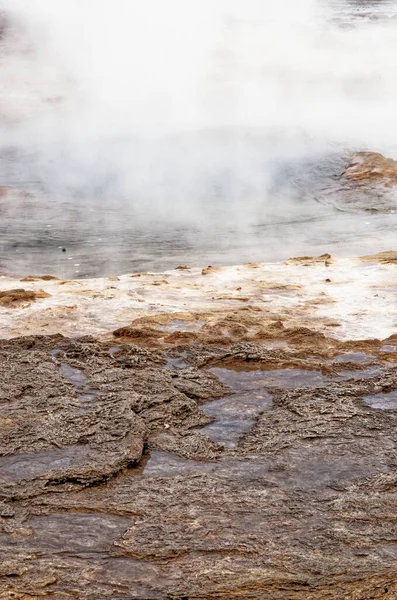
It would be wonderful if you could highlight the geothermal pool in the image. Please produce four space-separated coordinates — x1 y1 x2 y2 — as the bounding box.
2 140 397 279
1 0 397 278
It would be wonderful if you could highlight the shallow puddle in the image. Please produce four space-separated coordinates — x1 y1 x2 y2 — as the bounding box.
108 345 121 356
143 449 387 491
157 319 204 333
198 366 383 447
264 341 290 350
332 352 370 363
165 350 188 370
59 362 99 401
339 366 382 380
363 391 397 410
201 391 272 448
165 357 188 370
59 363 87 387
197 366 384 448
0 445 91 482
211 367 332 390
211 366 382 391
381 345 397 353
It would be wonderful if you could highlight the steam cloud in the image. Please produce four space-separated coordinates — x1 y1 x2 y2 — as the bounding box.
0 0 397 220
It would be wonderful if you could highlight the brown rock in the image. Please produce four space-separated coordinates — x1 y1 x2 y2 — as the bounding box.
20 276 59 282
285 253 332 267
113 326 163 340
1 336 397 598
345 151 397 186
202 265 222 275
0 289 51 307
361 250 397 265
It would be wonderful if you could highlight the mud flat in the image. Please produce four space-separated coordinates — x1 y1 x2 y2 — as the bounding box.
1 253 397 598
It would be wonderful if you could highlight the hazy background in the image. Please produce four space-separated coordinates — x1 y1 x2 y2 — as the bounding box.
0 0 397 276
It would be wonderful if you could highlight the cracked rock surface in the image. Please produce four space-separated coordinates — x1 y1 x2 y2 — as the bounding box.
0 333 397 598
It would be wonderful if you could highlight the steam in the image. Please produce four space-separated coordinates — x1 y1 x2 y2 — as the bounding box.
1 0 397 218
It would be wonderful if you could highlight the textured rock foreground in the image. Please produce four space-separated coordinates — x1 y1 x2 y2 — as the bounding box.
1 254 397 598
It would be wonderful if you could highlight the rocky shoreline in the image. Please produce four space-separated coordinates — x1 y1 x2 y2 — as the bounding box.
1 253 397 598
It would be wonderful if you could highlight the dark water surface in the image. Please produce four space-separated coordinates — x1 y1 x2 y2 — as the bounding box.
1 0 397 279
1 149 397 279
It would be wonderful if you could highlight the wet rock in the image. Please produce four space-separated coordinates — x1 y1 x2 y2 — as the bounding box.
20 275 59 282
201 265 222 275
0 342 146 498
0 288 50 307
285 253 332 267
0 337 397 598
345 151 397 186
361 250 397 265
113 325 163 341
171 367 229 401
149 431 224 461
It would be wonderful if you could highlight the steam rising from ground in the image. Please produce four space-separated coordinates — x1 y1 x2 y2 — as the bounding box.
1 0 397 218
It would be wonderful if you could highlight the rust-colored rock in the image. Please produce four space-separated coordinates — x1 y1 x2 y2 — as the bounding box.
20 275 59 282
345 151 397 186
360 250 397 265
113 326 163 341
0 288 50 306
285 253 332 267
201 265 222 275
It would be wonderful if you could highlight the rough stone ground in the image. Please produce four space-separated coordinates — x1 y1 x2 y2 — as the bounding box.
2 251 397 343
1 329 397 599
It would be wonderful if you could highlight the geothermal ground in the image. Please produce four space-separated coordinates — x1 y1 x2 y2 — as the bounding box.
1 250 397 598
2 0 397 597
